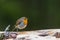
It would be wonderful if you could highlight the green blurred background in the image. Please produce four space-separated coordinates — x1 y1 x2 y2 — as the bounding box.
0 0 60 31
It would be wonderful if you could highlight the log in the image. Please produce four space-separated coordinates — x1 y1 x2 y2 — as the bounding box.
1 29 60 40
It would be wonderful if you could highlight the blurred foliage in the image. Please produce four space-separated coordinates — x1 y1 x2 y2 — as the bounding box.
0 0 60 31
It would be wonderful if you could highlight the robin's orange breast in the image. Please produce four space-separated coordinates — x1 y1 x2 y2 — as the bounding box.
24 19 28 25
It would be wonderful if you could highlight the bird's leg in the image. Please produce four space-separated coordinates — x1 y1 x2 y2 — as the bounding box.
12 28 16 31
17 28 19 32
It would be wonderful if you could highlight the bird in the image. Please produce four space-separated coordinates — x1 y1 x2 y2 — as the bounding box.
13 17 28 31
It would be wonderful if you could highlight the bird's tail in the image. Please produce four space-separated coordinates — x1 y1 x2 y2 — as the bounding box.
12 25 18 31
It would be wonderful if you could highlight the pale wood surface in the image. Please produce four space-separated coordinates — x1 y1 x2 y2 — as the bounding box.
1 29 60 40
